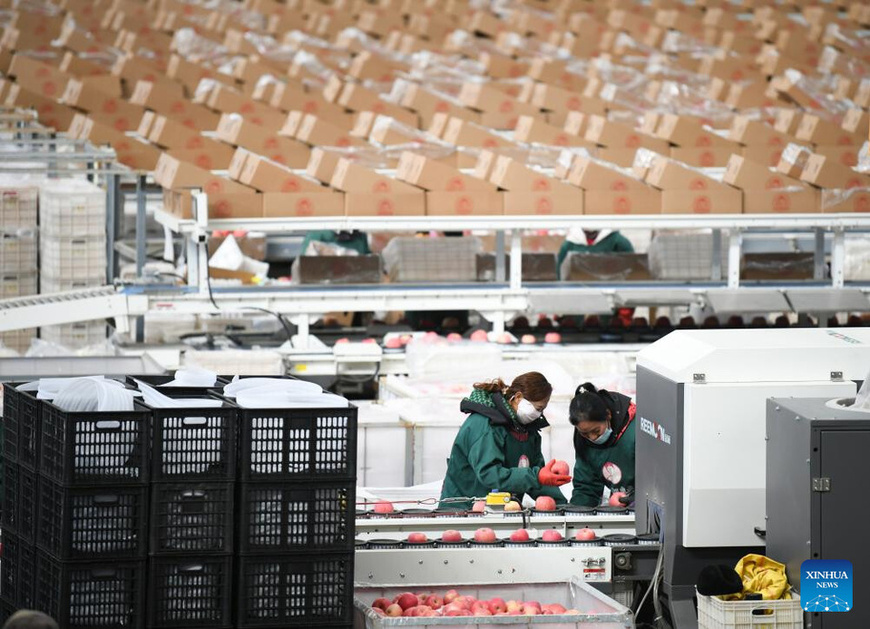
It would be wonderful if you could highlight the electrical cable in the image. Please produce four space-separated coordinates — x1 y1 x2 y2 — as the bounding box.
634 547 663 618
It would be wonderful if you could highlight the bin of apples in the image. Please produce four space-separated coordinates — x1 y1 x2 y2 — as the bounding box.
370 590 582 617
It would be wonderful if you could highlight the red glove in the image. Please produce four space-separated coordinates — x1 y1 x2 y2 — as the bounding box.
538 459 572 487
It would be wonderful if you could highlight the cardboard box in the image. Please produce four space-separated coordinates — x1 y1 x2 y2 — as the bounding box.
502 191 584 215
526 83 606 117
583 188 662 215
306 147 342 185
742 145 787 169
820 189 870 214
584 116 670 152
814 145 859 168
655 114 737 149
61 78 142 122
8 54 69 100
723 155 807 190
296 113 367 147
800 154 870 189
399 83 480 126
240 154 325 193
207 192 264 219
740 189 819 214
331 158 419 195
514 115 595 148
477 253 558 281
842 109 870 136
795 114 862 147
344 192 426 216
567 157 650 193
397 152 496 192
262 191 345 218
729 116 793 148
645 156 742 214
561 252 652 281
441 118 514 149
594 148 642 168
228 148 251 181
292 255 381 284
773 109 801 137
458 81 538 117
130 81 220 130
203 84 285 128
491 156 575 195
154 153 255 196
334 81 418 128
215 114 311 167
776 144 814 179
670 147 736 168
270 83 354 129
4 85 77 132
426 191 503 216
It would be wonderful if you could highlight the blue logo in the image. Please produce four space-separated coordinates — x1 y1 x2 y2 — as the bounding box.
801 560 852 613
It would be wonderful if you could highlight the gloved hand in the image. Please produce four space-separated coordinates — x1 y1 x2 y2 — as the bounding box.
617 488 635 506
538 459 572 487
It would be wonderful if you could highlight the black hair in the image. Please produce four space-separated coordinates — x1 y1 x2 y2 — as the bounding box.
568 382 610 426
3 611 59 629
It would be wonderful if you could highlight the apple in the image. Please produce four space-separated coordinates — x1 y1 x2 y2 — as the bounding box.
566 609 581 614
489 598 507 614
535 495 557 511
551 460 570 476
384 337 403 349
471 601 490 613
372 598 392 611
334 338 349 344
542 529 564 542
509 529 530 542
474 527 497 543
575 528 597 541
505 600 522 613
474 608 493 616
417 607 437 617
496 332 514 344
399 334 412 346
470 329 489 342
443 589 460 604
609 492 628 507
406 532 428 543
471 500 486 513
443 606 467 616
372 607 386 616
373 500 394 514
544 332 562 343
441 530 463 542
385 603 403 617
507 609 524 615
425 595 443 610
395 593 418 611
447 332 462 341
403 607 418 617
545 603 567 614
504 500 521 512
362 338 377 344
524 603 541 615
521 333 536 344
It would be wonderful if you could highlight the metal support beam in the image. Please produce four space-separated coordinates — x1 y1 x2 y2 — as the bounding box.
711 229 722 282
105 171 120 284
831 228 845 288
495 230 506 282
135 174 147 278
727 229 742 289
509 229 522 291
813 228 826 280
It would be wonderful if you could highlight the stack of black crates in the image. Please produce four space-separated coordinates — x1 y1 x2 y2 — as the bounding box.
0 375 358 628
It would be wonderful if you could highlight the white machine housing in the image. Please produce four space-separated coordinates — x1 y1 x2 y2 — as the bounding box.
636 328 867 549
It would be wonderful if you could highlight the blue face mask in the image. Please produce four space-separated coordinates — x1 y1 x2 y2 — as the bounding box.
588 426 612 445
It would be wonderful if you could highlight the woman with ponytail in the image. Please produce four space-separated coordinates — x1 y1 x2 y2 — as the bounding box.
440 372 571 509
568 382 637 507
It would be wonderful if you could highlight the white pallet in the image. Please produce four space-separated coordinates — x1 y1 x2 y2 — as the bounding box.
648 230 729 280
39 179 106 238
1 273 38 299
0 186 38 230
40 321 108 349
39 236 106 280
382 237 482 282
0 328 36 354
0 230 37 274
697 591 803 629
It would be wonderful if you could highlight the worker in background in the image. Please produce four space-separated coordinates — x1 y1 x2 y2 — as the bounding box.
3 610 59 629
569 382 636 507
557 228 635 326
299 230 370 255
440 372 571 509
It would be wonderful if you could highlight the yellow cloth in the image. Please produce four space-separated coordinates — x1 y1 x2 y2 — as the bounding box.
722 554 791 601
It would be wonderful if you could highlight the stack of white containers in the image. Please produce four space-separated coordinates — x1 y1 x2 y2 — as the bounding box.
39 179 108 348
0 184 39 353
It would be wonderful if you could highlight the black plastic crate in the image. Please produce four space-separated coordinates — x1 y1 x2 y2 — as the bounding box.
239 481 354 553
238 405 357 481
150 482 234 554
36 551 145 629
144 396 238 481
236 552 354 627
1 463 38 543
39 400 150 485
3 383 40 471
147 554 233 628
0 531 37 610
126 374 229 398
37 478 148 560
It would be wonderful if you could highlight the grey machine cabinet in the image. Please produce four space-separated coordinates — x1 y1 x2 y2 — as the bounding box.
767 397 869 629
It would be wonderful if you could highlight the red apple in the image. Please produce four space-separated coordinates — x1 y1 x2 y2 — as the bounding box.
399 334 412 346
362 338 377 344
471 500 486 513
566 609 581 614
489 598 507 614
425 595 442 610
521 334 536 344
544 603 567 614
373 500 394 514
384 337 403 349
575 528 597 541
471 601 490 613
509 529 530 542
470 329 489 342
609 492 628 507
441 530 463 542
544 332 562 343
372 607 386 616
447 332 462 341
541 529 564 542
372 598 392 611
474 527 497 543
335 338 349 344
535 495 557 511
406 532 428 543
524 604 541 615
551 460 570 476
496 332 514 344
505 600 522 613
385 603 403 617
504 500 521 512
474 608 493 616
507 609 524 615
395 592 418 611
443 589 460 604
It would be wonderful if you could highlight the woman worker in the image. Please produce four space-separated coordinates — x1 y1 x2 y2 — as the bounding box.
440 372 572 509
568 382 636 507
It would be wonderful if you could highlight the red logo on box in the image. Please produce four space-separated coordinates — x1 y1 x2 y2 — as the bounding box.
372 102 386 114
373 181 391 193
847 178 863 190
103 100 118 114
271 154 286 165
483 138 498 149
42 81 56 96
855 196 870 213
773 193 790 212
614 196 631 214
841 152 857 167
186 137 204 149
554 133 570 147
499 100 514 113
113 118 129 132
447 177 466 192
240 103 254 114
533 178 551 192
700 151 715 167
696 135 712 147
377 200 395 215
766 177 783 190
567 96 582 110
611 181 627 191
302 100 318 114
626 134 640 148
295 198 313 216
535 197 553 214
456 196 474 214
171 101 185 114
281 179 300 193
435 101 449 113
264 138 278 150
205 180 224 195
689 178 708 191
195 154 212 170
693 195 711 213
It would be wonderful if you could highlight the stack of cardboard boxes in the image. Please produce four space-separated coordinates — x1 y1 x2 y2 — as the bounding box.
0 0 867 220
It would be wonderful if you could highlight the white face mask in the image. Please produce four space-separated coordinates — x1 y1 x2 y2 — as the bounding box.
516 398 542 425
